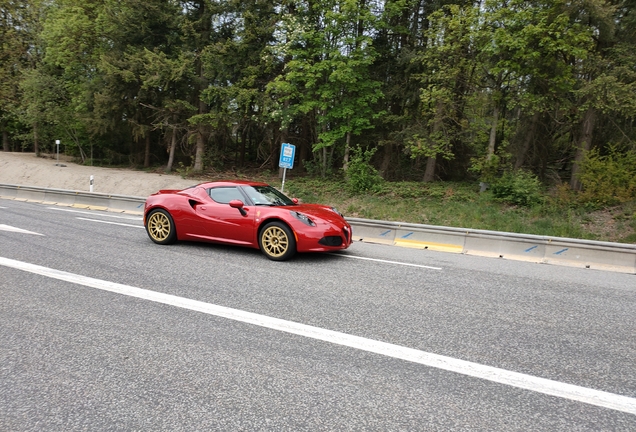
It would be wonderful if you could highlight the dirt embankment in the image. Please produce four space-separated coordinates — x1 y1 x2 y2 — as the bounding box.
0 152 197 197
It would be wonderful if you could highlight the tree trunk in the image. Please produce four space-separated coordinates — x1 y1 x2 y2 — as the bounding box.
2 119 8 151
144 132 151 168
166 127 177 173
192 0 211 173
194 130 205 172
239 125 247 166
424 102 444 182
298 113 312 173
342 131 351 172
320 115 327 177
486 106 499 161
570 107 596 191
322 146 327 177
423 156 437 182
33 123 39 156
514 112 540 169
380 143 392 179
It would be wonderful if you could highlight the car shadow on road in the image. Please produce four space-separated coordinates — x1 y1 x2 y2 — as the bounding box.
161 240 348 264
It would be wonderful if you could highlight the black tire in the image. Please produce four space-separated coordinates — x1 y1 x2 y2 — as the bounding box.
258 221 296 261
146 209 177 245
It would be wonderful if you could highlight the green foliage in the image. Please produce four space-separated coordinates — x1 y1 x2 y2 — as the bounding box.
303 159 336 178
469 153 508 184
490 170 544 207
345 147 384 194
174 161 192 179
376 182 475 202
2 0 636 192
284 176 632 243
577 146 636 205
267 0 384 172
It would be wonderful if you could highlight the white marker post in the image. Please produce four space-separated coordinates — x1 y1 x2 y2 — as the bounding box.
89 175 94 193
55 140 60 166
278 143 295 193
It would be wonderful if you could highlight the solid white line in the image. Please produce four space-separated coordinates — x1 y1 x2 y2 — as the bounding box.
333 253 442 270
1 255 634 415
76 217 144 229
0 224 44 236
48 207 142 221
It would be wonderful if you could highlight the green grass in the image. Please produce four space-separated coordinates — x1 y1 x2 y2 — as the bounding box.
171 166 635 244
281 177 636 244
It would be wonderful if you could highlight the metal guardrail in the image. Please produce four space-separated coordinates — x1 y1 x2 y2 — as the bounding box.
1 183 635 274
347 218 636 274
0 184 146 213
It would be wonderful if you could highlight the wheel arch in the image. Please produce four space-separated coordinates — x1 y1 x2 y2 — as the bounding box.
144 204 173 225
256 217 297 244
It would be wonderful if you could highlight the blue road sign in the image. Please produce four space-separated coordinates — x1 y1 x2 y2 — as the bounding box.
279 143 296 169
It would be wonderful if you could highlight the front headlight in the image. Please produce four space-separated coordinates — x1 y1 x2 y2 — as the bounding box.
291 211 316 226
330 207 343 217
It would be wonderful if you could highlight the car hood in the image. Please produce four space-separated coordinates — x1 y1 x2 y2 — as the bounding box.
289 203 346 224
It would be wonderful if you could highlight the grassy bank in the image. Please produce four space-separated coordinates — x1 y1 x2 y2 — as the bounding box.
279 177 636 244
158 162 636 244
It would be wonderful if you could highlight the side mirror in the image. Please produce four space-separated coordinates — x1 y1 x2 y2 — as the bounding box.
229 199 244 209
229 199 247 216
292 198 299 204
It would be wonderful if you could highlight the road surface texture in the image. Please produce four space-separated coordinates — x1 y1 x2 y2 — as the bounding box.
1 200 635 430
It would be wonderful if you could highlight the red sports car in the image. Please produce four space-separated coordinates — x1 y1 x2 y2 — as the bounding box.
144 181 353 260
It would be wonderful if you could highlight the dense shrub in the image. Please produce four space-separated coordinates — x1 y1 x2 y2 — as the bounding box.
490 170 544 206
345 147 384 194
578 146 636 205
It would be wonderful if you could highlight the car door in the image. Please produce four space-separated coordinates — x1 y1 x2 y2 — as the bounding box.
193 186 255 245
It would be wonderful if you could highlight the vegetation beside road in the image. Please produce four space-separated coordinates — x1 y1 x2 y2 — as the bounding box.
3 0 636 245
178 166 636 244
289 179 636 245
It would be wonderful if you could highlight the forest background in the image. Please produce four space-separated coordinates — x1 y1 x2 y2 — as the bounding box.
1 0 635 242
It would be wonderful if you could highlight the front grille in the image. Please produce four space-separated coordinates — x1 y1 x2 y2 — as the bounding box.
319 236 343 246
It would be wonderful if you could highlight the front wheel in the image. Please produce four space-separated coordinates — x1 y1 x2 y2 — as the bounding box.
146 209 177 245
258 221 296 261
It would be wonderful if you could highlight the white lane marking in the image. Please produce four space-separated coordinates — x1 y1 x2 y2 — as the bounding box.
0 225 44 236
76 217 144 229
1 257 634 415
332 253 442 270
48 207 142 221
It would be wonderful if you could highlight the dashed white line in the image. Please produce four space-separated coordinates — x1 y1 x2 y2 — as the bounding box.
333 253 442 270
1 256 634 415
76 217 144 229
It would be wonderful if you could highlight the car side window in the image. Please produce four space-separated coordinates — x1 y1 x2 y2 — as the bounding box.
208 187 244 204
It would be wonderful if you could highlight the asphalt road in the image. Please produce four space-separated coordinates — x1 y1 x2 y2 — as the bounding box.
1 199 635 431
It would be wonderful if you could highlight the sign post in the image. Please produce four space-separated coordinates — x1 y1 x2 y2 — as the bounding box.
278 143 295 193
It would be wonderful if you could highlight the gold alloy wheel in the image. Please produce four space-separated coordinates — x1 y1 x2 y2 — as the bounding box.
148 211 171 242
261 225 289 258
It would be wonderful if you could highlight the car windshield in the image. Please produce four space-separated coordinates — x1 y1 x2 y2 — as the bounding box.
243 185 295 206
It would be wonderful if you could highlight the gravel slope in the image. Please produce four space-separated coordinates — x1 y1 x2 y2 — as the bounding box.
0 152 197 197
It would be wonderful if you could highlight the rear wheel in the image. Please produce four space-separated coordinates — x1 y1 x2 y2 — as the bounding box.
146 209 177 245
259 221 296 261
